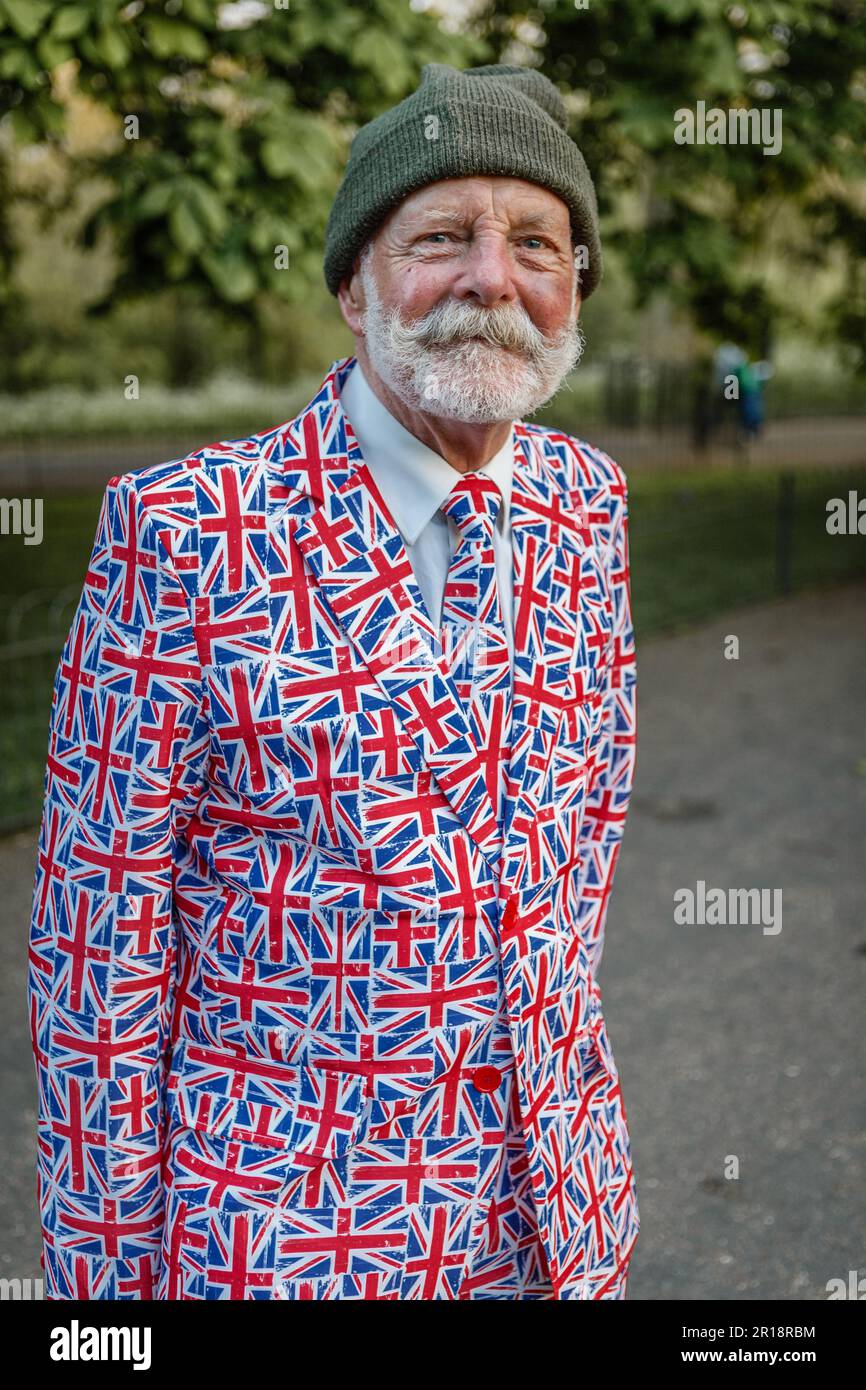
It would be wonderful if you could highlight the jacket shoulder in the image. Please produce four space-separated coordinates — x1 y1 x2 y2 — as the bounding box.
105 385 330 516
95 427 281 596
523 422 629 499
107 430 272 501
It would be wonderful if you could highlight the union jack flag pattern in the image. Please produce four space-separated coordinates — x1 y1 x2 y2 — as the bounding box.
28 354 639 1300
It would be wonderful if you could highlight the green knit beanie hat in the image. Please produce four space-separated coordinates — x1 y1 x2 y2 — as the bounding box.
323 61 602 299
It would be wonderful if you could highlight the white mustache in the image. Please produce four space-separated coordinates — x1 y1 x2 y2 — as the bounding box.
398 305 542 356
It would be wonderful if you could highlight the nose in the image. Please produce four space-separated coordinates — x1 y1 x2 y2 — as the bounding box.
451 234 519 307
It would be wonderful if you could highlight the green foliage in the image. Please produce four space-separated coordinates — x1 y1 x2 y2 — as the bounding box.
0 0 484 310
2 0 866 366
485 0 866 355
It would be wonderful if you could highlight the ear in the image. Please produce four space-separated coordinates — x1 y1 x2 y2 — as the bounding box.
337 263 365 335
571 248 584 308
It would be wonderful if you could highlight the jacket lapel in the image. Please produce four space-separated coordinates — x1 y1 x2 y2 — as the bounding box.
496 429 590 901
282 361 504 878
276 358 589 902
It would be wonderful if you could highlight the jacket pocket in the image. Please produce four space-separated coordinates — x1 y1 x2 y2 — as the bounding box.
163 1036 370 1163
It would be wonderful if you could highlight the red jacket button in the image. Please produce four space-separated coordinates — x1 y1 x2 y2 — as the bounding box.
471 1065 502 1093
501 898 517 931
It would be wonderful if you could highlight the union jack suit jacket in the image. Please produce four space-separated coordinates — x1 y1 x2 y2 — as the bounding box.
28 354 639 1300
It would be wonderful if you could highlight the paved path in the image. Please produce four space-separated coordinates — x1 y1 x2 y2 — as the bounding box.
0 415 863 491
1 579 863 1298
608 577 866 1299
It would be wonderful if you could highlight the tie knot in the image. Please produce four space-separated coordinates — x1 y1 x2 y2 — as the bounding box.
440 473 502 539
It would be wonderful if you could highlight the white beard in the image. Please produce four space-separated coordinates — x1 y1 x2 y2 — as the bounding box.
358 259 586 424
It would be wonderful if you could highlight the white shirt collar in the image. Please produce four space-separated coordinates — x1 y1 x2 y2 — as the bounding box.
339 358 514 544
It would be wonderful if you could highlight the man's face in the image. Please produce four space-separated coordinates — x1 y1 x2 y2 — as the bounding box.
340 176 586 424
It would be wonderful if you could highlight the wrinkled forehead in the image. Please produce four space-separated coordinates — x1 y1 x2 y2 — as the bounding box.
386 176 574 238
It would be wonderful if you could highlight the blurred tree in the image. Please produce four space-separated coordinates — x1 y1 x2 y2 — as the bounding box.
2 0 865 369
476 0 866 360
0 0 484 320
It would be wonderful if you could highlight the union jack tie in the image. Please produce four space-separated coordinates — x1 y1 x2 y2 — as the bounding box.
439 473 512 825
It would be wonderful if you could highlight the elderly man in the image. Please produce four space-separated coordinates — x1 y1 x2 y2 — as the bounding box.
28 62 638 1301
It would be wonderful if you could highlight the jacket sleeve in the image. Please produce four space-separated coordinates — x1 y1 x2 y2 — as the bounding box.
27 471 209 1299
574 466 637 979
